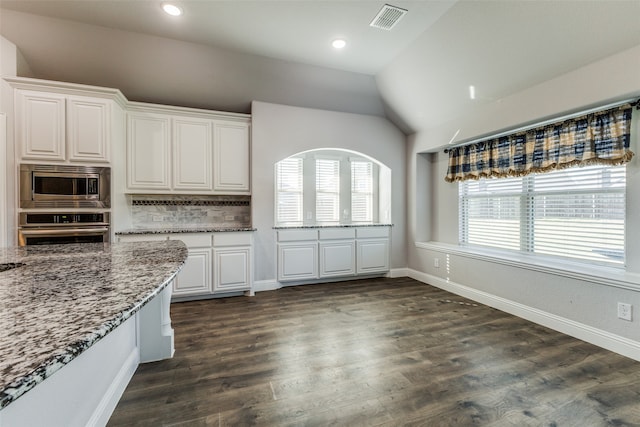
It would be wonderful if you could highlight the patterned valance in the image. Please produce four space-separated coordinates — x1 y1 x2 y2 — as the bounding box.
445 104 635 183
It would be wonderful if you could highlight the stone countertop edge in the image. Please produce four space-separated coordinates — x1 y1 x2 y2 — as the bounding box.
0 241 188 410
272 223 393 229
116 227 256 235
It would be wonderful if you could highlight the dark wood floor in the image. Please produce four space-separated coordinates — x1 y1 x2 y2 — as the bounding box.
108 277 640 426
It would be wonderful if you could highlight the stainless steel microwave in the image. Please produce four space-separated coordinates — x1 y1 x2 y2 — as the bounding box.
20 164 111 208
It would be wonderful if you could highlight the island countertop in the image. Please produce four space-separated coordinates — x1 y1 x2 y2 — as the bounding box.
0 240 188 410
116 227 255 235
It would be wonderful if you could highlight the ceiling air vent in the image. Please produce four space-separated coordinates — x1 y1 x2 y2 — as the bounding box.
369 4 408 30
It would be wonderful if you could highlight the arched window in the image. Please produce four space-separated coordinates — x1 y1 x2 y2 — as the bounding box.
275 149 391 225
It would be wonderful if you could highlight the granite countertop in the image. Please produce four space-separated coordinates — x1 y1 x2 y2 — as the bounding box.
116 227 256 235
273 223 393 229
0 240 188 409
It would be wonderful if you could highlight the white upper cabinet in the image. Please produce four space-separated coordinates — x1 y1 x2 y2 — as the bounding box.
213 121 250 193
16 91 66 161
173 117 213 191
127 112 172 191
126 103 251 194
67 96 110 162
15 89 111 163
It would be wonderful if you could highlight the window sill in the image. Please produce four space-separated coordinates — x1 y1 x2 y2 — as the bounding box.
415 241 640 292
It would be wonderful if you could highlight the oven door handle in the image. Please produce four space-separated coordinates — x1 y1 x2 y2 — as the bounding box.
19 227 110 236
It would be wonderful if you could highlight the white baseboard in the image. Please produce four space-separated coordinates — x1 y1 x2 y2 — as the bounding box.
253 279 281 293
388 268 409 278
408 268 640 362
89 348 139 426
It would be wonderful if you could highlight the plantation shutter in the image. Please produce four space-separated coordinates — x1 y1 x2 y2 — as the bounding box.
276 157 303 223
316 159 340 222
351 161 373 222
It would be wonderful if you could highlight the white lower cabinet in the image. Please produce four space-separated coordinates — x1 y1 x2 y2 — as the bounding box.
173 247 211 297
117 231 253 299
277 226 389 283
213 232 253 292
319 228 356 278
214 248 250 292
277 229 318 282
278 243 318 282
356 240 389 274
319 241 356 277
356 227 390 274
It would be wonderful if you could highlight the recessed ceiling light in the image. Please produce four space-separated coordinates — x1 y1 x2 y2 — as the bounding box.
468 85 476 100
162 3 183 16
332 39 347 49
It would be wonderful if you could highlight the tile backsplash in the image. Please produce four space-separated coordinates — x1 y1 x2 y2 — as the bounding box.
129 195 251 229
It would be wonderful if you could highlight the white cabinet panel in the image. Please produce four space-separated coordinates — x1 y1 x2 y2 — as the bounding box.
173 117 212 191
173 248 212 297
213 121 250 192
319 241 356 278
213 232 252 246
277 229 318 242
319 228 356 240
67 97 110 162
127 112 171 190
16 90 66 161
214 248 251 292
278 243 318 282
357 239 390 274
117 234 168 243
277 226 390 283
118 232 253 299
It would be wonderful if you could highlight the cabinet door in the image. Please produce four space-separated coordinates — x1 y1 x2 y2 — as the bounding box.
319 241 356 278
356 239 390 274
173 117 213 191
127 112 171 191
173 248 212 297
67 97 110 163
16 90 66 161
278 243 318 282
214 247 251 292
213 121 250 192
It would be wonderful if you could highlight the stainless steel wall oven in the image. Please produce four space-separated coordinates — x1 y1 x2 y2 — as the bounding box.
18 212 110 246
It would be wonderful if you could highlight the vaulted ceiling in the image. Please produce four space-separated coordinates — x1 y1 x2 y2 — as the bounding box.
1 0 639 135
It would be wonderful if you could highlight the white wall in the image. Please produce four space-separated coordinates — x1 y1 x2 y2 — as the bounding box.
407 46 640 359
0 9 386 119
0 35 18 247
251 101 406 283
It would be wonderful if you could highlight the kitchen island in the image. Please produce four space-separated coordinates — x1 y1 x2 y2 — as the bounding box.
0 240 187 427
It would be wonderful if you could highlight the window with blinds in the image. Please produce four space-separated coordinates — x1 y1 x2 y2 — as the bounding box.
459 164 626 266
276 157 303 223
316 159 340 222
351 161 373 222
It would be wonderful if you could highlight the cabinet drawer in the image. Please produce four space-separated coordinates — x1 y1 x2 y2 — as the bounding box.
319 228 355 240
277 229 318 242
213 232 253 247
169 233 212 247
356 227 389 239
118 234 168 243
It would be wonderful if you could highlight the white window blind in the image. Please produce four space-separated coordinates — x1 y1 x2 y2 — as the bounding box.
276 157 303 223
459 164 626 266
351 161 373 222
316 159 340 222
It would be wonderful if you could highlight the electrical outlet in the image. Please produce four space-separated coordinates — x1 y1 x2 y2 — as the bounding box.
225 215 234 221
434 258 440 268
152 215 163 222
617 302 632 321
306 211 313 220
